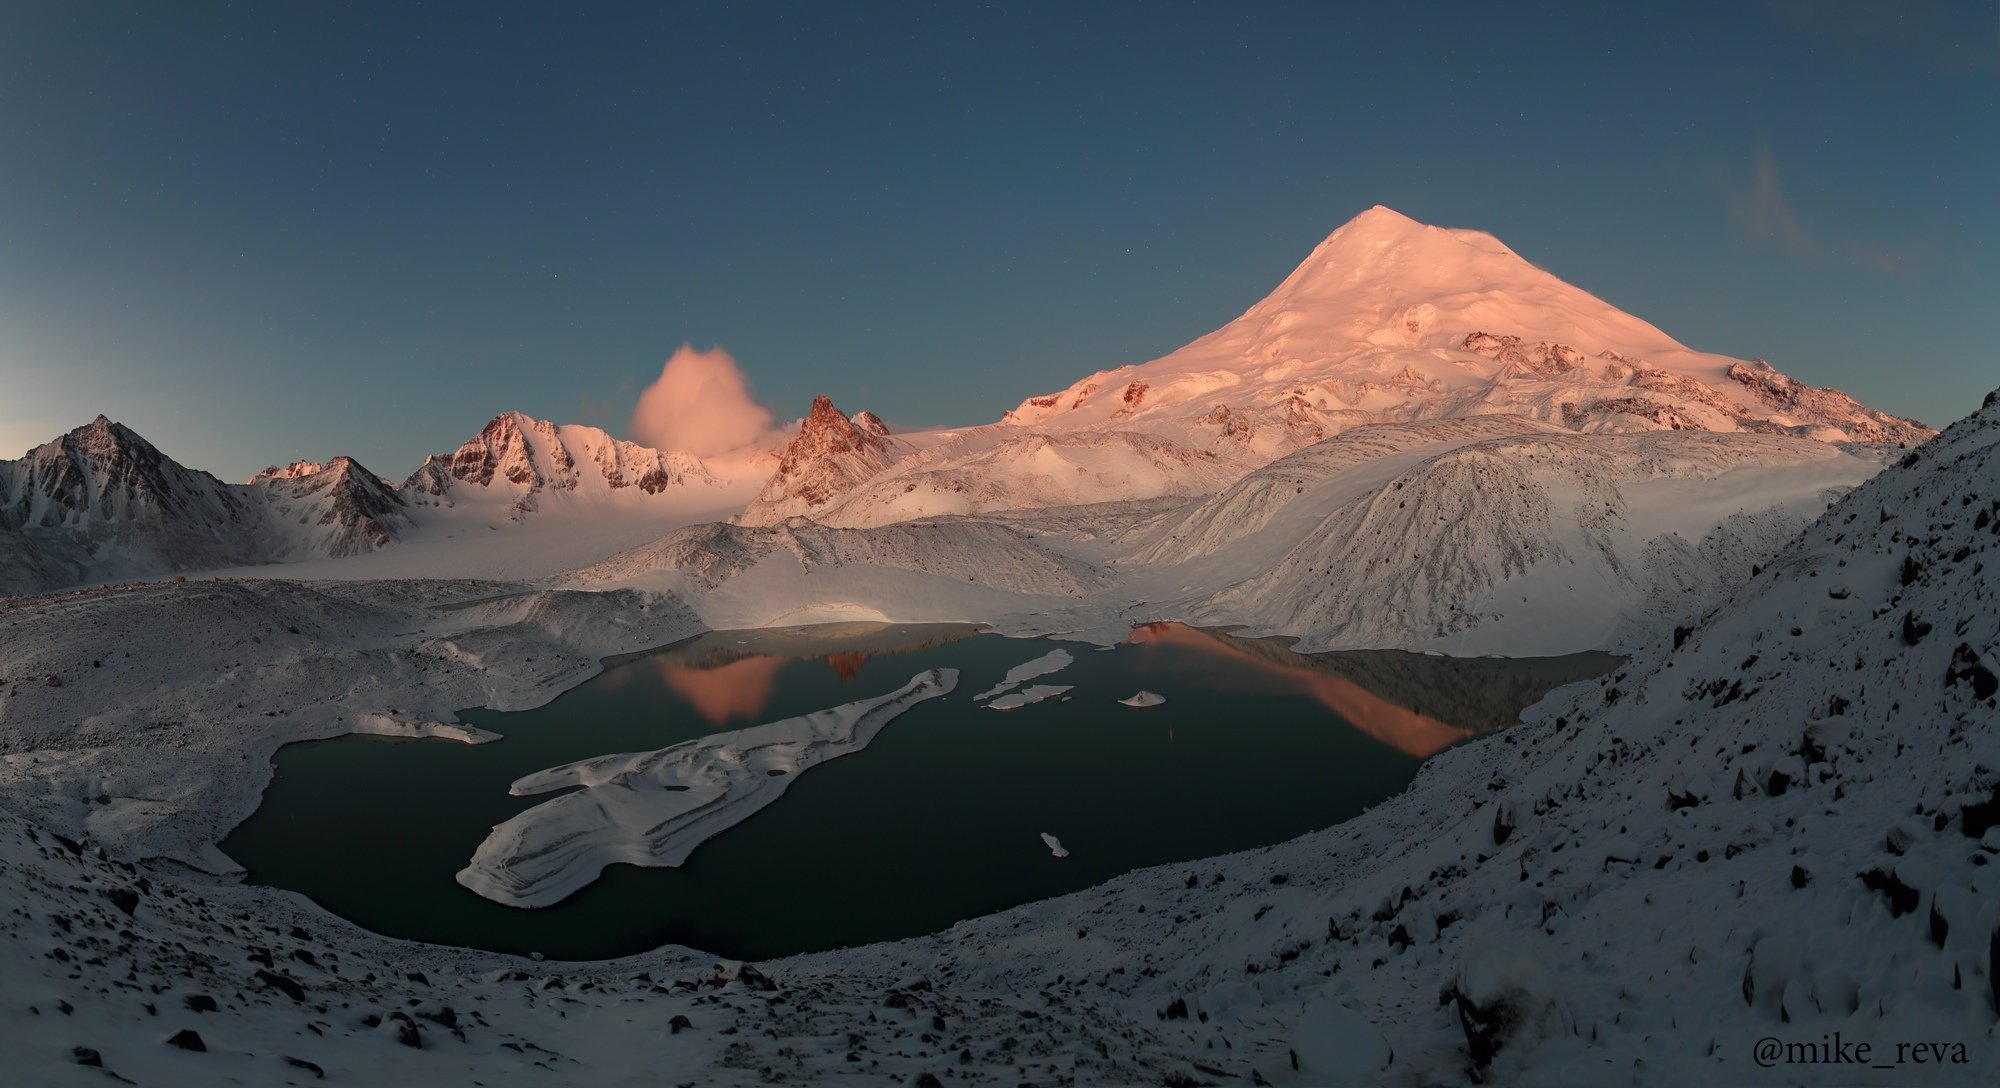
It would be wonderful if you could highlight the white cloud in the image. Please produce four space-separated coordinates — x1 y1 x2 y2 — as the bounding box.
628 344 787 456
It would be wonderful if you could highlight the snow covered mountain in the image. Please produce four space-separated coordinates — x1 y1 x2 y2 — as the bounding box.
0 417 423 588
750 207 1928 532
734 396 902 526
244 456 413 560
0 409 773 594
1004 205 1930 448
0 416 269 592
404 410 721 513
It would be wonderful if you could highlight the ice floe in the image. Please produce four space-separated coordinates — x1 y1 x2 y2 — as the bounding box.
1040 832 1068 858
456 668 958 908
1117 690 1165 707
972 648 1072 701
983 684 1071 710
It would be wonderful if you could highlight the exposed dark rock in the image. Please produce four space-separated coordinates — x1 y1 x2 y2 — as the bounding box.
1859 868 1921 917
256 969 305 1003
1902 611 1932 646
1947 643 1998 701
1962 785 2000 839
385 1011 422 1048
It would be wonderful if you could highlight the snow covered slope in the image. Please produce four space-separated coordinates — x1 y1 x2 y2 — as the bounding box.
1002 205 1931 453
1186 428 1887 654
566 516 1111 630
801 427 1253 528
1126 414 1562 567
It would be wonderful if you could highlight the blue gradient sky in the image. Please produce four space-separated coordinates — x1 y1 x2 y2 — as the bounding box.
1 1 1993 482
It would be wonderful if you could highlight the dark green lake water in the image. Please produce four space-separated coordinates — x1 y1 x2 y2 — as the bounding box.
222 622 1613 961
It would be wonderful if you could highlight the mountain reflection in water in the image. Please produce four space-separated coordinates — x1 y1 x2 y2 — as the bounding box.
1124 622 1618 758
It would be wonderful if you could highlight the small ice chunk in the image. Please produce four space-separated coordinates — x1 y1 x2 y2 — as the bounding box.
985 684 1071 710
1118 690 1166 708
974 649 1074 701
1040 832 1069 858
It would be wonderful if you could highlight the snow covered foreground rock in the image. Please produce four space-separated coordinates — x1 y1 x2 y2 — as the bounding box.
0 389 1992 1085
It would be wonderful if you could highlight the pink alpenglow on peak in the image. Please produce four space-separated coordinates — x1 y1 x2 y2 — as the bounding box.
734 395 904 526
403 411 719 510
247 460 325 484
1000 204 1931 450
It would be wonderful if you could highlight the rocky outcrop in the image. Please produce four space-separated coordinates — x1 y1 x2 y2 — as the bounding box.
403 411 715 509
734 396 901 526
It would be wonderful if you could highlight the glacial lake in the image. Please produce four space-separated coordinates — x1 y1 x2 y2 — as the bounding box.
223 622 1614 961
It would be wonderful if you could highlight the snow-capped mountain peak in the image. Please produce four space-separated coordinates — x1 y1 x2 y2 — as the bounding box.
852 410 891 438
735 396 903 526
0 415 266 591
404 411 719 511
1000 205 1930 450
4 414 252 535
247 454 412 559
248 459 326 484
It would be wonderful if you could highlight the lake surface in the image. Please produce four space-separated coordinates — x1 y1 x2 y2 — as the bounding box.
223 621 1614 961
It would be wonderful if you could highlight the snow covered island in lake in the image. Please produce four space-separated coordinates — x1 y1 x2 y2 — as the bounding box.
457 668 957 908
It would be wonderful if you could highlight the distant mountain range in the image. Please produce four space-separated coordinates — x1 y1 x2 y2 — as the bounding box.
0 206 1937 617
